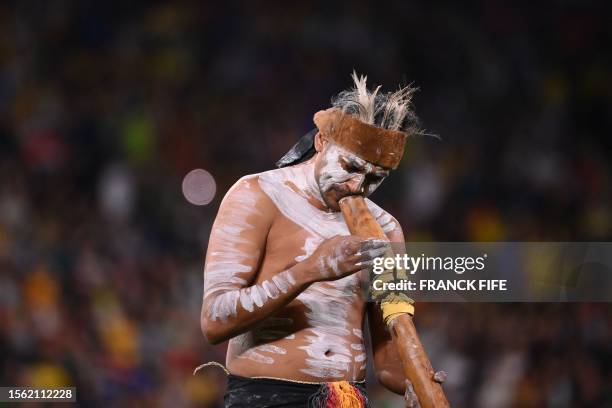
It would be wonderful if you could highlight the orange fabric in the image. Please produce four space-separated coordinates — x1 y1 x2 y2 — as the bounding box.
326 380 366 407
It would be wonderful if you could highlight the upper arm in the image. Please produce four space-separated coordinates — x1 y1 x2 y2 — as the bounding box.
201 175 276 323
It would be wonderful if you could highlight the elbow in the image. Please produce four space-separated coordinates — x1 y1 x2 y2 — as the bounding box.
200 316 228 345
376 368 406 395
375 368 390 387
200 299 233 345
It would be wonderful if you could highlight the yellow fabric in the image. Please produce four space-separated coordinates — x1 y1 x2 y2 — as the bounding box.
329 380 364 407
381 300 415 325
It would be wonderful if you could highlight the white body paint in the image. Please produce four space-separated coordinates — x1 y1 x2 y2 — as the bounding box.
239 349 275 365
203 176 297 324
257 162 394 378
318 144 387 197
237 270 295 313
204 177 261 321
206 159 394 375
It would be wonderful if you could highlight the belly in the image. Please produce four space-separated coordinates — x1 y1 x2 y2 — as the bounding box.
226 275 368 382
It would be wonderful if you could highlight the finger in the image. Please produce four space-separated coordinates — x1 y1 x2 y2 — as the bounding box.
404 381 420 408
360 238 389 251
354 259 374 268
356 242 390 259
337 237 363 256
338 265 372 279
355 246 388 262
433 370 447 383
346 235 366 246
343 267 370 277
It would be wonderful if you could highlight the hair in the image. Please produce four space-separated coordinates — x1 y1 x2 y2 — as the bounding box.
331 71 427 137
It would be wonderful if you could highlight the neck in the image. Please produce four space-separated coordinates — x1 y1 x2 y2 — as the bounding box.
283 159 329 211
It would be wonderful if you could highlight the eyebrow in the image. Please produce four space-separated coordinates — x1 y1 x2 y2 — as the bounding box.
343 156 389 176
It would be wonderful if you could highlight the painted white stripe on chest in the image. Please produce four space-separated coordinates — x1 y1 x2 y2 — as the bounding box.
258 165 389 377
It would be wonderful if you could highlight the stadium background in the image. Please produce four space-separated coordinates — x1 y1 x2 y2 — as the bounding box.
0 1 610 406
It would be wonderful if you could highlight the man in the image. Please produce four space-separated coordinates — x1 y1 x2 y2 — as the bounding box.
200 73 444 407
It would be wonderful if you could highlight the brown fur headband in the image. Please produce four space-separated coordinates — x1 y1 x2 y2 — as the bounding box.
313 108 407 169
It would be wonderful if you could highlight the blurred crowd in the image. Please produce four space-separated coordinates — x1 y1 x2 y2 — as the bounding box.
0 1 610 407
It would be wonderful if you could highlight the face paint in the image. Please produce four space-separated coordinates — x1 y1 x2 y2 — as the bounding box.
314 144 389 211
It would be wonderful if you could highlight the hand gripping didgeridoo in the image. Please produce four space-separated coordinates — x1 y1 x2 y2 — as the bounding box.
339 195 450 408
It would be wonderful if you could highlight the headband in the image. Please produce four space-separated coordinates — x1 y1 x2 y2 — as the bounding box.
276 108 407 169
313 108 406 169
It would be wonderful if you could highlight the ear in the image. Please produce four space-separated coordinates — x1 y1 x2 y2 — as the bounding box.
314 132 327 152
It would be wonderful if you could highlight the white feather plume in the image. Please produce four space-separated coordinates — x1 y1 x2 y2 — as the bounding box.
331 71 423 136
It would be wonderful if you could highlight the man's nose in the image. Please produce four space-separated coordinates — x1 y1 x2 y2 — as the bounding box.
345 174 366 195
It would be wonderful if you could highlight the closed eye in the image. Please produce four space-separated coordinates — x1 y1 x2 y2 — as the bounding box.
341 159 364 174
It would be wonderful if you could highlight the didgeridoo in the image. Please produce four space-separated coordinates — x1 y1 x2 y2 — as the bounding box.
339 195 450 408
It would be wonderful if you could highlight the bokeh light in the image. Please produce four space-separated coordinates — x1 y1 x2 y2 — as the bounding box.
182 169 216 206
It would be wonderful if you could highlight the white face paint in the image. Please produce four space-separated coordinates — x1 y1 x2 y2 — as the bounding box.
315 144 389 210
317 145 358 193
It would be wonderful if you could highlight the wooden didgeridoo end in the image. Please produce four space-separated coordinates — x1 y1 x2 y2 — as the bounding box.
339 195 450 408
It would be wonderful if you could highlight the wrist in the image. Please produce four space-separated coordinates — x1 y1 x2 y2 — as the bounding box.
291 259 320 286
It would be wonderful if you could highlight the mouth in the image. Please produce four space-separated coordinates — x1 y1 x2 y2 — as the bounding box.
326 188 363 210
338 195 360 205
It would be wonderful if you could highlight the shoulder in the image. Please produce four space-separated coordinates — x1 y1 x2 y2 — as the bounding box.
223 166 308 215
221 174 261 204
256 166 293 188
255 166 301 201
218 173 276 220
364 198 403 239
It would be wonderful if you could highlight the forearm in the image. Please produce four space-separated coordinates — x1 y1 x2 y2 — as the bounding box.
376 316 449 405
368 302 408 395
201 262 312 344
